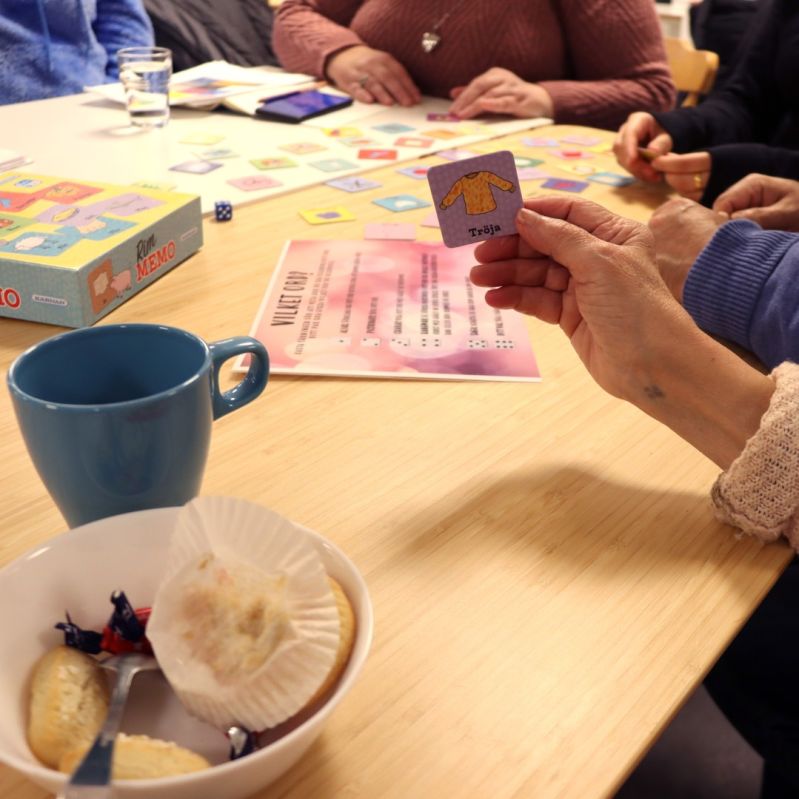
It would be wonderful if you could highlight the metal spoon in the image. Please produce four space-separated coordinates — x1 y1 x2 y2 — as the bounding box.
227 725 259 760
59 652 159 799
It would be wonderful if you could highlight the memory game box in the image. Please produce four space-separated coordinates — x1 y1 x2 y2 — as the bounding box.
0 173 202 327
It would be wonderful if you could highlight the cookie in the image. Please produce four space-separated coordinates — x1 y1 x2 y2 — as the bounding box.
306 578 356 707
27 646 109 768
59 733 210 779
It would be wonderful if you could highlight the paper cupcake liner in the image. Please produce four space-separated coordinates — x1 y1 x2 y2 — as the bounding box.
147 496 340 730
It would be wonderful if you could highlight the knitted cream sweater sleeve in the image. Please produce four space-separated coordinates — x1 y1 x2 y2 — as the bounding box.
712 362 799 549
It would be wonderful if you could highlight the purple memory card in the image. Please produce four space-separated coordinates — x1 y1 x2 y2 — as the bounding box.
541 178 589 193
426 150 522 248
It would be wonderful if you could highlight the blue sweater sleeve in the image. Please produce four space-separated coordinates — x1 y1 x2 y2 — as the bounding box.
684 220 799 368
94 0 154 79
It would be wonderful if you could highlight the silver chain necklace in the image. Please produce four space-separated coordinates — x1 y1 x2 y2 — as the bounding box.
421 10 453 53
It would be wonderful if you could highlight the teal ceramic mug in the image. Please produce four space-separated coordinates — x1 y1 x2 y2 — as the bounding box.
7 324 269 527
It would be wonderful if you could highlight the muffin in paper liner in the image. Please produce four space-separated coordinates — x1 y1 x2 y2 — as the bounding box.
146 496 340 731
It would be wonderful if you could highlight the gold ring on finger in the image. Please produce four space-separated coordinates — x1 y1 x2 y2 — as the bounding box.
693 173 703 189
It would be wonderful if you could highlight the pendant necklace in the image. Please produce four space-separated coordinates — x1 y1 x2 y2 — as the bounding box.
421 10 453 53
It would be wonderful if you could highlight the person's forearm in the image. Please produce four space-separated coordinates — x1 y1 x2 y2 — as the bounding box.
541 75 674 130
272 0 364 77
628 305 775 469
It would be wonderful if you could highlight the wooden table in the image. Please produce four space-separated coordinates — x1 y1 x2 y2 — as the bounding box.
0 124 791 799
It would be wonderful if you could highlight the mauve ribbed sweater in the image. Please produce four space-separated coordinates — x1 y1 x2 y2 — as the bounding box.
272 0 675 130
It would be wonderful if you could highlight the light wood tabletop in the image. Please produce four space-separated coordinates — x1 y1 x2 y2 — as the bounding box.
0 124 791 799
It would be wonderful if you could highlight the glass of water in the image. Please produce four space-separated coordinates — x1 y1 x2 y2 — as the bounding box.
117 46 172 128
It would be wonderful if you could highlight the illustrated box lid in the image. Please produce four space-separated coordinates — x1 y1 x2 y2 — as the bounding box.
0 173 198 268
0 173 203 327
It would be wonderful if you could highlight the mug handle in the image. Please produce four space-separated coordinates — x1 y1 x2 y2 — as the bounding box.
208 337 269 420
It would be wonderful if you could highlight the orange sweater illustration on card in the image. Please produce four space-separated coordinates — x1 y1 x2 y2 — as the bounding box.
439 171 515 215
427 151 522 247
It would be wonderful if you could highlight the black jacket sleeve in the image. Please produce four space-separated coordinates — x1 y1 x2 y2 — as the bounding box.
702 144 799 205
653 0 784 151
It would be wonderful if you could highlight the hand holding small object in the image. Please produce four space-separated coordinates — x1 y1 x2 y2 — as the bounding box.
648 151 713 201
470 196 673 403
613 111 673 182
469 197 774 469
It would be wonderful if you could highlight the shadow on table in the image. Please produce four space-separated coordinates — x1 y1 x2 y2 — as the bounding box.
396 462 786 589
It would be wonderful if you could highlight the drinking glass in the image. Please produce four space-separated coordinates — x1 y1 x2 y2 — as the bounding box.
117 46 172 128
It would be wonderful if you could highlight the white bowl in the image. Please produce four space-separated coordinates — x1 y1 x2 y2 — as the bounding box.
0 506 373 799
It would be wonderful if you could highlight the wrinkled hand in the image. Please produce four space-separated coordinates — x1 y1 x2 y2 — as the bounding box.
649 151 712 201
713 173 799 231
613 111 673 183
470 197 693 402
448 68 554 119
325 45 421 107
649 198 728 302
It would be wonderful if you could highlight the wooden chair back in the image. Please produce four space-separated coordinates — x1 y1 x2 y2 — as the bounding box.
664 37 720 107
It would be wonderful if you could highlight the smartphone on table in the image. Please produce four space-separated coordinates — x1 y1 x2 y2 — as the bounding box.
255 89 353 123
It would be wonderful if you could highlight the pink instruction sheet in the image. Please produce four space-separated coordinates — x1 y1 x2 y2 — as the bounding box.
242 239 540 381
